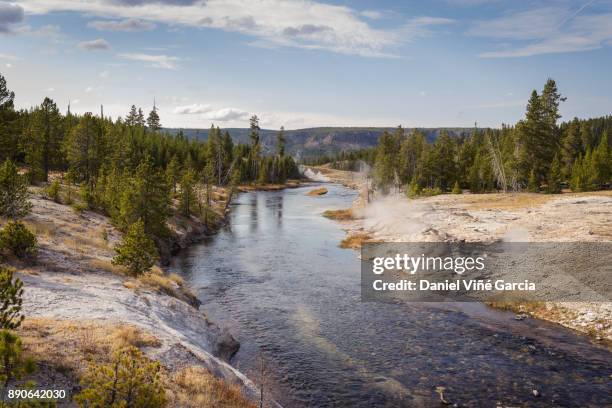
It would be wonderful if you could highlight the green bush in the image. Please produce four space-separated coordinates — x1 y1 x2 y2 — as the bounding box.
0 221 37 259
0 330 36 393
45 180 61 203
421 187 443 197
452 181 462 194
406 178 421 198
0 267 24 330
74 347 166 408
112 220 158 277
0 160 31 219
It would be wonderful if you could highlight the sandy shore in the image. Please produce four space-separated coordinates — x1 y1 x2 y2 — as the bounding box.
310 166 612 341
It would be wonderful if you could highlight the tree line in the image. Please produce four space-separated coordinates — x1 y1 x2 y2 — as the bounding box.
0 73 299 242
349 79 610 195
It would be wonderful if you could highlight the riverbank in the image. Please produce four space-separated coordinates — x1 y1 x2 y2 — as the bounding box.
3 185 260 406
312 166 612 341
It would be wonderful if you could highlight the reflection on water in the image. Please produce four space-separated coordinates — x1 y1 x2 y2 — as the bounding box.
171 184 612 407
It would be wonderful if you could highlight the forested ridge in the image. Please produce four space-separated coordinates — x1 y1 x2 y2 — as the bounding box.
318 79 611 196
0 73 299 244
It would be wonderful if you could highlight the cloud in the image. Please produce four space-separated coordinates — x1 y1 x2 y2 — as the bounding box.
0 53 20 60
173 103 249 121
78 38 111 50
469 6 612 58
0 2 24 33
16 0 452 57
173 103 211 114
360 10 386 20
118 52 180 69
88 18 156 31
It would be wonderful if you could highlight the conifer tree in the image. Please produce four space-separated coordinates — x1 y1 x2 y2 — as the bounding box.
147 105 161 131
277 126 286 157
112 220 158 276
527 168 539 192
547 154 562 193
0 267 24 329
119 158 170 239
178 168 197 216
249 115 261 180
0 330 35 391
0 73 17 162
0 160 31 218
25 97 64 181
165 156 181 196
75 346 166 408
125 105 138 126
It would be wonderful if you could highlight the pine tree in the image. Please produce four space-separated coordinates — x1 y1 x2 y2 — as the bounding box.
592 132 610 185
0 267 24 329
547 154 562 193
165 156 181 196
146 105 161 131
75 346 166 408
119 158 170 239
277 126 286 157
373 131 397 193
137 108 145 127
0 160 31 218
0 74 17 162
249 115 261 180
178 168 197 216
65 113 100 183
125 105 138 126
0 330 35 391
24 97 64 181
112 220 158 276
527 168 539 192
561 118 583 177
452 181 461 194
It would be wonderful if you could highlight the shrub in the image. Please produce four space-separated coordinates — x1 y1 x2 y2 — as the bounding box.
112 220 158 277
406 178 421 198
45 180 61 203
421 187 443 197
0 221 37 259
452 181 462 194
74 346 166 408
0 330 36 392
0 267 24 330
0 160 31 219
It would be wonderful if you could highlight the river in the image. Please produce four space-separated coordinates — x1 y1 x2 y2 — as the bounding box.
170 183 611 407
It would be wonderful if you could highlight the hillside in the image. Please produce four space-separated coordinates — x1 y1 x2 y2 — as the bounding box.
165 127 477 158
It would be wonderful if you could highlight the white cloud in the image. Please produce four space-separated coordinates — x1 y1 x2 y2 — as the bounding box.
5 63 12 68
88 18 156 31
469 6 612 58
0 53 20 60
118 52 180 69
15 0 451 57
45 87 55 92
78 38 111 50
173 103 249 121
173 103 212 114
99 70 109 78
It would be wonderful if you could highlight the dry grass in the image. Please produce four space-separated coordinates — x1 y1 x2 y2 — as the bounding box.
136 267 199 306
458 193 555 210
88 257 128 275
18 318 162 374
340 232 373 249
22 219 59 239
307 187 328 196
167 366 256 408
18 319 254 407
323 208 357 221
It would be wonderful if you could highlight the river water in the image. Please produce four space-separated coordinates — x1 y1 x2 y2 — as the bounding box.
171 184 611 407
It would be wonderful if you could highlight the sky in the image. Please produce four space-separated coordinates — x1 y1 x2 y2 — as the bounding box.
0 0 611 130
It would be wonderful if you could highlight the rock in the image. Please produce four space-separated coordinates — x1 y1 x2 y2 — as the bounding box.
515 313 528 321
215 331 240 362
532 389 540 397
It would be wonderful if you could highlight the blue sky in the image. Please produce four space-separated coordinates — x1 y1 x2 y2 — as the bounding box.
1 0 611 129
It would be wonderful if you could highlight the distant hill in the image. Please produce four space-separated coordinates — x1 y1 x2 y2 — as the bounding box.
164 127 478 159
